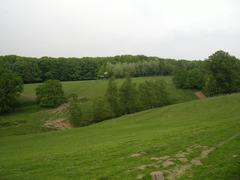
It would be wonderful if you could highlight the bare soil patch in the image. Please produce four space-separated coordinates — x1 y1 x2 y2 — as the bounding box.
49 103 69 114
163 160 174 168
195 91 206 99
190 158 202 166
130 152 146 158
44 119 72 129
131 133 240 180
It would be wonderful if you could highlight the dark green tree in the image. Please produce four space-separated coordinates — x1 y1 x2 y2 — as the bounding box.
204 50 240 95
119 76 139 114
186 68 205 89
139 80 169 109
36 80 65 107
0 68 23 113
105 77 120 116
92 97 113 122
68 96 84 127
203 75 218 96
13 58 41 83
173 69 188 88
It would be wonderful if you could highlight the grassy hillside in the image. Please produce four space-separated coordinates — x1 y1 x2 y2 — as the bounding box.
20 76 195 103
0 93 239 180
0 76 196 137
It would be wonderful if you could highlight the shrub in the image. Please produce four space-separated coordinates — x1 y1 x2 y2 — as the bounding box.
204 50 240 95
105 77 120 117
92 97 113 123
139 80 170 110
36 80 65 107
0 68 23 113
186 68 206 89
68 100 84 127
173 69 188 88
119 76 139 114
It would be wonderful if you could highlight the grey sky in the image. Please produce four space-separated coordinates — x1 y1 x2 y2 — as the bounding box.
0 0 239 59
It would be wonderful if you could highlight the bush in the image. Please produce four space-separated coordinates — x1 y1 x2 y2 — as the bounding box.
204 50 240 95
68 100 84 127
173 69 188 88
0 68 23 113
92 97 113 123
173 68 205 90
119 76 139 114
105 77 120 117
186 68 205 89
203 75 218 96
36 80 65 107
139 80 169 110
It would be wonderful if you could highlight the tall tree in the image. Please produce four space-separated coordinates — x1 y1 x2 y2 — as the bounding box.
36 80 65 107
105 77 120 116
139 80 169 110
119 76 139 114
0 68 23 113
68 99 84 127
204 50 240 95
92 97 113 122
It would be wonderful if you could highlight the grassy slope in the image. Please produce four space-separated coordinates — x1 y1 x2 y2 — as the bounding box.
0 76 196 137
20 76 195 103
0 93 239 180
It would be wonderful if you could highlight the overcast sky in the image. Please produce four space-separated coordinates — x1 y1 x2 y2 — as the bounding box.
0 0 239 59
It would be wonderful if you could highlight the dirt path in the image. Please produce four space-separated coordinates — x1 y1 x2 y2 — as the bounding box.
131 133 240 180
168 133 239 180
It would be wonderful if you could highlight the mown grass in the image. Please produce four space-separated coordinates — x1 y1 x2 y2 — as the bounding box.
0 93 239 179
0 76 196 137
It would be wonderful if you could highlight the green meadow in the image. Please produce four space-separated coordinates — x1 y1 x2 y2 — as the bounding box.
20 76 195 103
0 76 239 179
0 76 196 137
0 93 239 179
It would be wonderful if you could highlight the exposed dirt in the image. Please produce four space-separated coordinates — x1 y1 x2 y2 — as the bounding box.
190 158 202 166
150 171 164 180
132 133 240 180
137 165 147 170
178 157 188 163
44 119 72 129
130 152 146 158
151 157 160 161
195 91 206 99
49 103 69 114
163 160 174 168
136 174 144 179
168 164 192 180
175 151 186 158
159 155 170 160
167 133 240 179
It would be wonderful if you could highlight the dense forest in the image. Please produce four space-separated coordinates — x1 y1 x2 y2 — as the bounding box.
0 55 202 83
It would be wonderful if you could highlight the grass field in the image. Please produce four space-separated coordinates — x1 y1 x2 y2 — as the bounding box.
0 76 196 137
0 93 239 179
20 76 196 103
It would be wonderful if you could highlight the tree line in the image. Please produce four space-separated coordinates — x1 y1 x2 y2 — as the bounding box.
0 55 197 83
173 50 240 96
1 50 240 115
68 77 170 127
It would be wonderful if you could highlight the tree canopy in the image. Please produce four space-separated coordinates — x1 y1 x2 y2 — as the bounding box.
36 80 65 107
0 68 23 113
